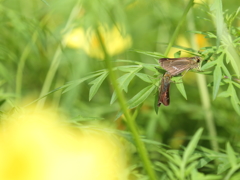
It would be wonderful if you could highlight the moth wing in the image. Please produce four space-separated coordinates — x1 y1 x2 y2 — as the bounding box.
160 60 191 76
158 78 171 106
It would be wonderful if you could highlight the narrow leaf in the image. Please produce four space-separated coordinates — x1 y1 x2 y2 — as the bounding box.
229 84 240 115
128 85 156 109
114 85 156 120
226 51 240 78
130 49 166 59
175 80 187 100
217 162 231 174
169 162 181 179
155 162 175 180
110 91 117 105
232 81 240 89
201 61 216 71
136 73 155 83
185 162 198 176
213 65 222 100
142 63 161 72
154 90 159 114
89 71 108 101
110 67 142 104
119 67 143 92
117 65 141 72
172 45 199 55
183 128 203 162
226 142 237 167
217 91 230 98
63 71 105 93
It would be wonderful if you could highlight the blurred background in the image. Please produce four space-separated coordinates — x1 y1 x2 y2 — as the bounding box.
0 0 240 179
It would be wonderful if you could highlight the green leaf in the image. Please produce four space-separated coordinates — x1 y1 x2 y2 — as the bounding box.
25 85 67 107
110 91 117 105
226 142 237 167
116 59 140 64
175 80 187 100
188 154 202 163
158 150 176 162
117 65 142 72
130 49 166 59
110 67 142 104
226 7 240 28
154 90 159 114
116 59 158 72
136 73 155 83
226 51 240 78
89 71 109 101
203 175 222 180
188 31 217 39
196 71 213 75
185 162 198 176
221 64 232 78
155 162 175 180
201 61 216 71
217 91 230 98
169 162 180 179
119 67 143 92
172 45 199 56
196 156 216 169
232 81 240 89
26 71 101 107
62 71 105 93
217 162 231 174
172 153 183 165
114 85 156 119
128 85 156 109
191 169 222 180
205 32 217 39
210 0 224 41
229 84 240 115
183 128 203 163
174 51 181 58
213 65 222 100
233 36 240 43
142 63 162 72
200 46 217 54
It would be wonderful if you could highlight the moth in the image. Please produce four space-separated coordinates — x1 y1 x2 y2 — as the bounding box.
158 72 172 106
159 56 201 76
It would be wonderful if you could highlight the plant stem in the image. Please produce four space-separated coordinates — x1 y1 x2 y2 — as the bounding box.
187 9 219 152
164 0 194 56
197 74 219 151
95 28 157 180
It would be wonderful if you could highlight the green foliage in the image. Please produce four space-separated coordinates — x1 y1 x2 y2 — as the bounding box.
1 0 240 179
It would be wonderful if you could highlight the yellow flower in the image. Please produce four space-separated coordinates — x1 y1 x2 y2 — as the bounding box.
195 33 210 48
0 109 129 180
64 28 86 49
65 24 132 60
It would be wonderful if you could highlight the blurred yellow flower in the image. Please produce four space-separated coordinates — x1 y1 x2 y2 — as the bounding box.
64 28 86 49
64 24 132 60
195 33 210 48
0 109 129 180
